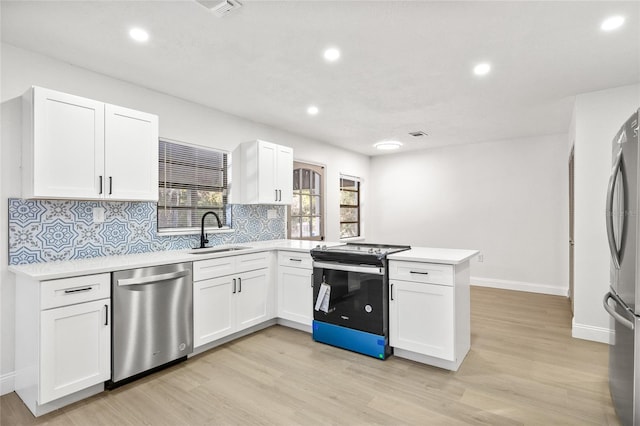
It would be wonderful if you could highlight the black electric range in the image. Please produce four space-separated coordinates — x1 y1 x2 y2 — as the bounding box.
309 243 411 359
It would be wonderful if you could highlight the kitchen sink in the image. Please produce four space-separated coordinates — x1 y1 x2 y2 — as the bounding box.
187 245 252 255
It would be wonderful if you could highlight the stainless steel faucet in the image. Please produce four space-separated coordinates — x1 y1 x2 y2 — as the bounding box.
199 211 223 248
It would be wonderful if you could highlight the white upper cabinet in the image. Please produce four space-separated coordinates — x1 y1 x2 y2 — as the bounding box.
104 104 158 200
232 139 293 204
22 86 158 201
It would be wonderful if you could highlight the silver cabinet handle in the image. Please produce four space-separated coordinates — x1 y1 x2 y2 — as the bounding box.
390 283 394 301
603 292 634 330
109 176 113 195
117 270 189 286
64 286 93 294
289 258 302 262
233 278 236 294
238 277 242 293
98 175 103 195
275 189 278 202
310 274 314 288
410 271 429 275
104 304 109 326
606 147 623 270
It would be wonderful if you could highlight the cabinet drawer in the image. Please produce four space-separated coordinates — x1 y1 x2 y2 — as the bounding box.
389 261 453 286
193 257 236 282
236 252 270 273
278 251 312 269
41 273 111 309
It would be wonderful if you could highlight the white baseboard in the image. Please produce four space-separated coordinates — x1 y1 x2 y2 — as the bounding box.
572 318 613 344
1 371 15 396
471 276 568 297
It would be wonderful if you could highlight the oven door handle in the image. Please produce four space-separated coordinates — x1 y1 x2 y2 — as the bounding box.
312 261 384 275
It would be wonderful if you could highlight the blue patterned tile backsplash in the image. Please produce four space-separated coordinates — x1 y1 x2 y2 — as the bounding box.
8 199 286 265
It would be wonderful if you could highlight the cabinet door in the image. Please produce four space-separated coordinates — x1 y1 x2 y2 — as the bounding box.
235 269 269 331
257 141 278 203
389 280 455 360
104 104 159 201
31 87 105 199
194 276 236 347
275 145 293 204
40 299 110 404
277 266 312 325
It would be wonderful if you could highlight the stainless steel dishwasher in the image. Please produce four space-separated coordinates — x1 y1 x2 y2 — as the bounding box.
109 262 193 387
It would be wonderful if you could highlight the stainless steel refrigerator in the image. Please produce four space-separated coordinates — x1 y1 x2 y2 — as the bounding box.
603 108 640 426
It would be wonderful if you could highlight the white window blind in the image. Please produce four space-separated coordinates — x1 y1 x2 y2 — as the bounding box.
158 139 228 231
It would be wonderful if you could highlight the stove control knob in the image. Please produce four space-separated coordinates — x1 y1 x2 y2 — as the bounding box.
368 248 374 253
321 245 327 250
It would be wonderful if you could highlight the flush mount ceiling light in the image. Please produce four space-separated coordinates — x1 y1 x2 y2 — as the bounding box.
374 140 403 151
601 15 625 31
307 105 319 116
129 28 149 43
473 62 491 76
323 47 341 62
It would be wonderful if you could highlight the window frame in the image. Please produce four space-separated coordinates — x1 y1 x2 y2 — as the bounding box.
288 161 325 241
339 175 361 239
157 138 230 235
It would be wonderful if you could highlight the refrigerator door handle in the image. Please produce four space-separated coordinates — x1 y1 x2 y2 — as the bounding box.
603 291 635 330
606 148 624 270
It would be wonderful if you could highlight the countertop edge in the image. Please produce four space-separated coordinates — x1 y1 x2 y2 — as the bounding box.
9 242 480 280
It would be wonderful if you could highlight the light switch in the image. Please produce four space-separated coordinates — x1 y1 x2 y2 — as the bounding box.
93 207 106 223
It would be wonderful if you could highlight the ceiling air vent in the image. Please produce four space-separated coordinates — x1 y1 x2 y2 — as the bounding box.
409 131 428 137
196 0 242 17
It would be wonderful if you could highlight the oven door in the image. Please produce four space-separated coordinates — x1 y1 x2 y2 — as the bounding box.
312 261 387 335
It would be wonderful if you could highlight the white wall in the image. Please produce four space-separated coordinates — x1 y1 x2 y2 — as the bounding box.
572 83 640 343
369 134 569 295
0 43 370 393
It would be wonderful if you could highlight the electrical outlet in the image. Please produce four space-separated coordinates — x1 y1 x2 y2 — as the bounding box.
93 207 106 223
267 209 277 219
478 254 484 263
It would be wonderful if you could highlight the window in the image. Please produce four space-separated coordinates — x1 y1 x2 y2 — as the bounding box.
158 139 228 232
340 176 360 238
289 161 324 241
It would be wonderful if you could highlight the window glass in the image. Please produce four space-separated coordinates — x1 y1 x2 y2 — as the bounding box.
289 162 325 241
340 176 360 238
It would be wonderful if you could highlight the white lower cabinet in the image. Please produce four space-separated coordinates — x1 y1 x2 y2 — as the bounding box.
389 259 470 371
193 252 271 348
194 275 236 344
389 280 454 360
40 299 111 404
277 252 313 328
15 273 111 416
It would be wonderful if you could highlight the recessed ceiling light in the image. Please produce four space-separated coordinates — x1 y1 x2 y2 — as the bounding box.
473 62 491 76
129 28 149 43
307 105 319 116
323 47 341 62
601 15 625 31
374 140 403 151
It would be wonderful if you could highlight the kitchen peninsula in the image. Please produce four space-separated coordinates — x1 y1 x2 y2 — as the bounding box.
10 240 477 416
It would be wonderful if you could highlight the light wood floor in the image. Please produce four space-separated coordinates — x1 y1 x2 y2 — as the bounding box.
2 287 619 425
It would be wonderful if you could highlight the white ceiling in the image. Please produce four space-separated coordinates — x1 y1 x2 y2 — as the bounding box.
2 1 639 156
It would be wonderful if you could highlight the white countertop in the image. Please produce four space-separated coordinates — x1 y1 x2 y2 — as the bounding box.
9 240 478 280
388 247 479 264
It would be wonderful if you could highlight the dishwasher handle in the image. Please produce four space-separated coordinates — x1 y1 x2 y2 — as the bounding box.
117 270 190 286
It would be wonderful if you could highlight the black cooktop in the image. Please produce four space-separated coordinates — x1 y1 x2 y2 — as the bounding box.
310 243 411 266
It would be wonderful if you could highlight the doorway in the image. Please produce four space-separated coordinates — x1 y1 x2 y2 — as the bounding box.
569 146 575 312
